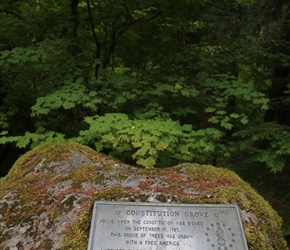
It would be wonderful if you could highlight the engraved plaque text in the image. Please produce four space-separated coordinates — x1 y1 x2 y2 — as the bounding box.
87 202 248 250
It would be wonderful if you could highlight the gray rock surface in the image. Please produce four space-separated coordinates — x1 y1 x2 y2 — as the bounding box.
0 142 287 250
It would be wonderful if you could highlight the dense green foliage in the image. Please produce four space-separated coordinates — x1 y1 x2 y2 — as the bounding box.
0 0 290 237
1 0 289 171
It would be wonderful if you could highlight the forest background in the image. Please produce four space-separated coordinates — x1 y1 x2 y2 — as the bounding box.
0 0 290 243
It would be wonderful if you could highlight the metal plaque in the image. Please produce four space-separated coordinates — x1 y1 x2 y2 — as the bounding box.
87 202 248 250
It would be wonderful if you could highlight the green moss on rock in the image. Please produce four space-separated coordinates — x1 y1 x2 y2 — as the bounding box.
69 163 103 188
95 186 129 201
61 208 92 250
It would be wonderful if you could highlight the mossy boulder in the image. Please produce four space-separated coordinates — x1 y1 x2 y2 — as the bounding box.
0 142 287 250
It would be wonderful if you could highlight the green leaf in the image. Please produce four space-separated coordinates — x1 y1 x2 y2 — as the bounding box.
16 133 32 148
216 110 226 115
240 116 249 124
208 116 219 124
230 113 240 119
136 156 156 169
63 101 75 109
205 107 216 113
175 83 183 90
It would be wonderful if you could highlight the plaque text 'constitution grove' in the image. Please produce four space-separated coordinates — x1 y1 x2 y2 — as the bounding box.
87 202 249 250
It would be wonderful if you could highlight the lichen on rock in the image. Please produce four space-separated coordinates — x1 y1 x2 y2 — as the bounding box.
0 141 287 250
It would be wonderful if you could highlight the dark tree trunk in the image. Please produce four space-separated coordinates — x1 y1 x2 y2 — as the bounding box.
70 0 79 56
